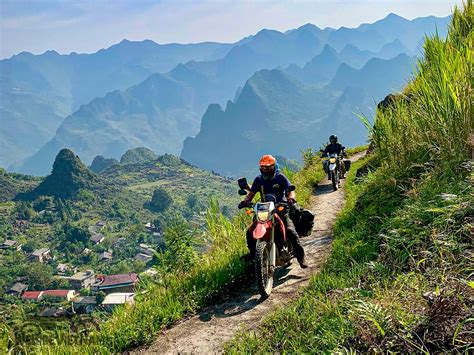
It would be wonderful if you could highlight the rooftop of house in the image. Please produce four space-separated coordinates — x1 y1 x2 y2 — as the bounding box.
73 296 97 304
39 307 68 317
99 251 113 260
135 253 153 262
57 263 68 270
22 291 43 300
102 293 135 305
2 240 18 246
42 290 74 298
31 248 50 256
8 282 28 293
90 233 104 243
70 270 95 281
94 273 138 288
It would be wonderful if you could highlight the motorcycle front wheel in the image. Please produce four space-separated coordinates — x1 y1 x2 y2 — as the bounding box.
331 170 338 191
255 240 273 298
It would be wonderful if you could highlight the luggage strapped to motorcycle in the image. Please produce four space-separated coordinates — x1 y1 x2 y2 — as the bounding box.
289 205 314 237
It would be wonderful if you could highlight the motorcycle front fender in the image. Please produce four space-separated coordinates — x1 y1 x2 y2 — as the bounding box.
253 221 272 239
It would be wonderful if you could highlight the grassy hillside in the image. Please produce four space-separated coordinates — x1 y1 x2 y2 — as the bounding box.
227 1 473 352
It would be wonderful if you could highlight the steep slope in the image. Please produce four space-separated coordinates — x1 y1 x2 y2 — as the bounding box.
20 148 101 199
0 41 233 166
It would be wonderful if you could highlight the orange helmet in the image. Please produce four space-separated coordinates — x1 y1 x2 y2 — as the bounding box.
259 155 276 167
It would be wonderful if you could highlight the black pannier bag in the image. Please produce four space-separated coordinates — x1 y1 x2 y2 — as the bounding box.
289 205 315 237
343 159 351 172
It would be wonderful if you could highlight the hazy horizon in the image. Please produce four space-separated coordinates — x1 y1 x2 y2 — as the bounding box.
0 0 461 59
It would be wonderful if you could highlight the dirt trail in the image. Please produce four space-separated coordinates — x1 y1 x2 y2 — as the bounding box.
133 152 366 354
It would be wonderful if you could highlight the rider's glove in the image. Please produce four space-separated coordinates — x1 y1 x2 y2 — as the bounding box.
287 198 297 206
238 200 250 209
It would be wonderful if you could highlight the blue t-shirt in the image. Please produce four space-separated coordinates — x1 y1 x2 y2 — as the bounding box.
250 172 292 202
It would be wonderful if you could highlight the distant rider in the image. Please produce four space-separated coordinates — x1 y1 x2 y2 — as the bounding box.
238 155 308 268
321 134 347 178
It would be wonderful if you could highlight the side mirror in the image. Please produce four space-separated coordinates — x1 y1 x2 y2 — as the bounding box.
287 185 296 192
238 189 248 196
238 177 250 190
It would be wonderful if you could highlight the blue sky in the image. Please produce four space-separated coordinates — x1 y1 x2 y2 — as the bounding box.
0 0 462 59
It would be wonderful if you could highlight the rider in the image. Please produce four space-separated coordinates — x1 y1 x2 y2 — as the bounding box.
321 134 347 178
238 155 308 269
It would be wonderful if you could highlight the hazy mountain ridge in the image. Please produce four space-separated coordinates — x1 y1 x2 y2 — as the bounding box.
1 41 233 166
182 54 415 176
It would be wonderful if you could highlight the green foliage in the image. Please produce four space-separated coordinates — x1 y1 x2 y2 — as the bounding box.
185 193 199 209
15 201 34 220
58 222 91 253
160 219 198 273
24 263 54 290
149 187 173 212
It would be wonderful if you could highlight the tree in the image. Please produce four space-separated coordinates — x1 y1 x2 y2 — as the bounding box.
15 201 34 220
162 219 198 273
24 263 53 290
149 188 173 212
186 194 199 209
58 223 91 252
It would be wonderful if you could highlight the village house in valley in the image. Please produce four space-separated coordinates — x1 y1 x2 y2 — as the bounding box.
72 296 98 314
6 282 28 297
101 292 135 312
91 273 138 294
29 248 52 263
22 291 43 301
68 270 95 290
42 289 77 301
90 232 105 245
0 239 22 251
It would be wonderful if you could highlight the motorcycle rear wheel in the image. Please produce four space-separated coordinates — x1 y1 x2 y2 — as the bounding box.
255 240 273 298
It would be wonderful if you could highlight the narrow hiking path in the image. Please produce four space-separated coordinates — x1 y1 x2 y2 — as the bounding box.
133 152 366 354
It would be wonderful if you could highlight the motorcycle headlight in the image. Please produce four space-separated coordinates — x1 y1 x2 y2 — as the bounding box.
256 211 269 222
329 157 337 164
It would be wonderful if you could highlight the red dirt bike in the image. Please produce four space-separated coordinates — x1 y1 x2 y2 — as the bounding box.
238 178 294 298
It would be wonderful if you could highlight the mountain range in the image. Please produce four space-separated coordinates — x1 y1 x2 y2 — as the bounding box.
3 13 450 176
181 53 413 176
1 41 233 167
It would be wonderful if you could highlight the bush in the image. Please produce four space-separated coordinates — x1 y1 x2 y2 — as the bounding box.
149 188 173 212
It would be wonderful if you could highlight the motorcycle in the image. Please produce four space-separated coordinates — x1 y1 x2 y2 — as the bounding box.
324 153 342 191
238 178 294 298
